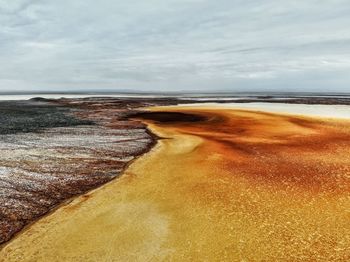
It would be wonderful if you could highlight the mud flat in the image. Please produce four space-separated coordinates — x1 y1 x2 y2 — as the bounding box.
1 104 350 261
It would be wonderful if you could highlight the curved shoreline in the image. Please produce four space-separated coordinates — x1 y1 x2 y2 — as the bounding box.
0 124 158 250
1 106 350 261
0 122 177 261
0 97 168 245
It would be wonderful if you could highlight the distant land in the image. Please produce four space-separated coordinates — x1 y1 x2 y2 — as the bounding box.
0 90 349 97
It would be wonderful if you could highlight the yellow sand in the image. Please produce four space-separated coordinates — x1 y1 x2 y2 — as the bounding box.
1 106 350 261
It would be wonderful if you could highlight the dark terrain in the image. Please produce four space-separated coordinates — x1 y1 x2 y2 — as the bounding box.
0 100 93 135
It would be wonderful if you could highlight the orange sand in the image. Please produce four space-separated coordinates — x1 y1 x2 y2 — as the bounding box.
1 106 350 261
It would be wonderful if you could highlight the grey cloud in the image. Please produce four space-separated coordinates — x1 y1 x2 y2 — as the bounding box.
0 0 349 92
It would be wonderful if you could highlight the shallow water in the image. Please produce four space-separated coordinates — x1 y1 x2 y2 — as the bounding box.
179 102 350 119
0 94 165 101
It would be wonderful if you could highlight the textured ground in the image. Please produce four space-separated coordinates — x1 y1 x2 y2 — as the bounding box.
0 98 182 244
1 105 350 261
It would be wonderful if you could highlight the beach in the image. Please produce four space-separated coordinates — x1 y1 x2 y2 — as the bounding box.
1 104 350 261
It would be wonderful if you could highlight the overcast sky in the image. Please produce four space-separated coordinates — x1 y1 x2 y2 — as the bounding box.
0 0 350 93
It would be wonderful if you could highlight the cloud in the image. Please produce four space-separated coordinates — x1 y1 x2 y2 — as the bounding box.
0 0 349 92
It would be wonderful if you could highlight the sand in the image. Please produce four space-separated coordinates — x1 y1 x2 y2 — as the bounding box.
1 105 350 261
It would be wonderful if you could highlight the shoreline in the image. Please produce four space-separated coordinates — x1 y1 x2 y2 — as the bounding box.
0 98 164 244
0 123 158 250
168 102 350 120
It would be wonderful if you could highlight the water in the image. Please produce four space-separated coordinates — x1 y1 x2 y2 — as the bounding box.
0 94 165 101
179 102 350 119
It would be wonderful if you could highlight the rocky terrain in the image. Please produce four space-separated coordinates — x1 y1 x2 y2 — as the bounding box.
0 97 182 244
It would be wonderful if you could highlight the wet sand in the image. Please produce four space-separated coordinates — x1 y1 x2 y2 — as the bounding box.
1 105 350 261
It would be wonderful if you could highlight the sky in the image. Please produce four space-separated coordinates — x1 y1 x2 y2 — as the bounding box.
0 0 350 93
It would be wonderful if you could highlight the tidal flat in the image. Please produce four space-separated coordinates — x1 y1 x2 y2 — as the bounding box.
1 99 350 261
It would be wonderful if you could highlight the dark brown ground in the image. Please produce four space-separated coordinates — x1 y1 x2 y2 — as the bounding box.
128 111 208 123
